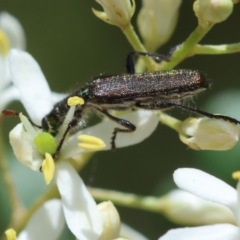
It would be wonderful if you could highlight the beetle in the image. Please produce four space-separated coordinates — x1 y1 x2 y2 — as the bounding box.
3 52 240 158
40 51 240 158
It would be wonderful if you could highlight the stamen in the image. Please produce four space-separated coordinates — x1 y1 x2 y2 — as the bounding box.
67 96 85 106
78 134 106 151
57 97 84 140
0 30 10 56
42 153 55 185
5 229 17 240
232 171 240 180
19 113 37 136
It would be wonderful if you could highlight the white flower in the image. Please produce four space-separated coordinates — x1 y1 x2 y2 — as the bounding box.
0 12 26 110
179 117 239 150
137 0 182 51
56 162 120 240
6 162 121 240
159 168 240 240
92 0 135 27
8 49 159 171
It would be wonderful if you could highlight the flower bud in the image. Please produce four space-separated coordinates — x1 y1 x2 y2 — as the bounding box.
98 201 121 240
179 117 239 150
194 0 233 25
137 0 182 51
0 12 26 50
162 189 235 225
92 0 135 28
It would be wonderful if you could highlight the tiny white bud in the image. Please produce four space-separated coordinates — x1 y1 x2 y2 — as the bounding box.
179 117 239 150
137 0 182 51
98 201 121 240
194 0 233 25
92 0 135 28
0 12 26 50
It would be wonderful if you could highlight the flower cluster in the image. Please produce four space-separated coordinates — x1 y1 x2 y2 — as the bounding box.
1 0 240 239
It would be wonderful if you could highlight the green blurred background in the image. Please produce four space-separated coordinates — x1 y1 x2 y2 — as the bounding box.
0 0 240 239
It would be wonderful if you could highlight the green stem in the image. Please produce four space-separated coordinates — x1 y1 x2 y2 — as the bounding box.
193 42 240 55
0 118 25 228
158 112 182 132
13 185 60 234
159 24 214 70
120 23 158 72
88 187 168 213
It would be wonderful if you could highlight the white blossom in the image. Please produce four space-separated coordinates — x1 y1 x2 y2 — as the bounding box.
159 168 240 240
56 162 121 240
0 12 25 110
6 163 121 240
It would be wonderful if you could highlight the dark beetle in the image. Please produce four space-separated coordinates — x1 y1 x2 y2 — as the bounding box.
41 52 239 158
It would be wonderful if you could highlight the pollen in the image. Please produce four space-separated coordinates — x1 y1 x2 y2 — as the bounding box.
0 30 10 56
5 228 17 240
78 134 106 151
67 96 85 106
232 171 240 180
42 153 55 185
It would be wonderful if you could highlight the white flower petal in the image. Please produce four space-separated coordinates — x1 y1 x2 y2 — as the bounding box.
9 123 42 171
18 199 64 240
0 85 20 111
61 110 159 158
8 49 53 124
173 168 238 213
159 224 240 240
0 54 11 91
120 223 149 240
56 162 103 240
164 189 235 225
0 12 26 50
236 181 240 225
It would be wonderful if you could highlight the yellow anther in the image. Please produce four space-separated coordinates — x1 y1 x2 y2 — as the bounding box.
78 134 106 151
232 171 240 180
5 229 17 240
42 153 55 185
0 30 10 56
67 96 85 106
